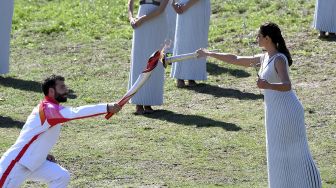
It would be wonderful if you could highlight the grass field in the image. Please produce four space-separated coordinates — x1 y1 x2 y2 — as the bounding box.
0 0 335 187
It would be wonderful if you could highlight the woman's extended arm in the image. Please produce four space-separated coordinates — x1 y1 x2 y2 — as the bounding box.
197 48 261 67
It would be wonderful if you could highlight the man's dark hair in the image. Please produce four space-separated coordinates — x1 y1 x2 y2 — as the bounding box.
42 75 65 96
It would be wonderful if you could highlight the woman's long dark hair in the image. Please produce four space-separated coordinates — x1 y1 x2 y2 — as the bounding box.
259 22 293 66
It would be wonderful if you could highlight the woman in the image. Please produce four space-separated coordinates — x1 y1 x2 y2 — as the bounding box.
313 0 336 38
170 0 210 87
0 0 14 74
197 22 322 187
128 0 169 114
165 0 177 53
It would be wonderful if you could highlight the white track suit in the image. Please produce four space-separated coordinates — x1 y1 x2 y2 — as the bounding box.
0 97 108 187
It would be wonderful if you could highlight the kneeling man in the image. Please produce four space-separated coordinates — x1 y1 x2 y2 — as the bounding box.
0 75 121 187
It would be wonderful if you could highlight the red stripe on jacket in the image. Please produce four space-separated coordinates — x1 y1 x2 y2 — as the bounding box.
0 133 42 187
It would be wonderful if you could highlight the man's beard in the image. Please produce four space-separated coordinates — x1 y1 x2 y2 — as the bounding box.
55 92 68 103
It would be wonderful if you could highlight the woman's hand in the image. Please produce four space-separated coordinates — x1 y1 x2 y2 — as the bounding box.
131 15 146 29
129 17 136 29
196 48 209 58
257 78 270 89
172 3 185 14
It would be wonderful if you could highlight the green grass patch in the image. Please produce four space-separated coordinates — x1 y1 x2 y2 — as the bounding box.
0 0 335 187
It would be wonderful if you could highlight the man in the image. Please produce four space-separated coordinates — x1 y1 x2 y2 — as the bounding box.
0 75 121 187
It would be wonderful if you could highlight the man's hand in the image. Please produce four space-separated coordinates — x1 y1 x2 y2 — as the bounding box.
108 103 121 114
47 154 56 163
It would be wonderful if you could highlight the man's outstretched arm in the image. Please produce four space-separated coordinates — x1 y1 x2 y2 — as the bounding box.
44 103 121 126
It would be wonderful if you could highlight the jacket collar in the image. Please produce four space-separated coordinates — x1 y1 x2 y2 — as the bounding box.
43 96 59 104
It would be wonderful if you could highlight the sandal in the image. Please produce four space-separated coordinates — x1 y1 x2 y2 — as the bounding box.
328 32 336 38
319 31 327 38
176 79 186 88
135 105 144 115
187 80 197 87
144 106 154 114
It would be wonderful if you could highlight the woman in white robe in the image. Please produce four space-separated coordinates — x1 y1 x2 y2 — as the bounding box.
0 0 14 74
128 0 169 114
197 22 322 188
165 0 177 53
313 0 336 38
170 0 210 87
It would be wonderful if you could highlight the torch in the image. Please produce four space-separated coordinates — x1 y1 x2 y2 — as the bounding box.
105 49 199 119
161 52 199 67
105 50 162 119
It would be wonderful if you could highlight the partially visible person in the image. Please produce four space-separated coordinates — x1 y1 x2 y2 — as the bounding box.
313 0 336 38
0 0 14 74
0 75 121 187
165 0 177 53
170 0 211 87
128 0 169 115
197 22 322 187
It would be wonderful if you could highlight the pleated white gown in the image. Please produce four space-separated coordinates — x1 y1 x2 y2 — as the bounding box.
313 0 336 33
129 3 167 105
170 0 210 80
259 53 322 188
165 0 177 53
0 0 14 74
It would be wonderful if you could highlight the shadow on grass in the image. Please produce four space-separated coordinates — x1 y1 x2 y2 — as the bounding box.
0 76 77 99
207 62 251 77
0 116 24 128
318 36 336 42
185 83 263 100
144 110 241 131
0 76 41 92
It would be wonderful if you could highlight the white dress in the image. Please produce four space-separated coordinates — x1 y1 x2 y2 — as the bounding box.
128 2 167 105
170 0 210 80
0 0 14 74
165 0 177 53
313 0 336 33
259 53 322 188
